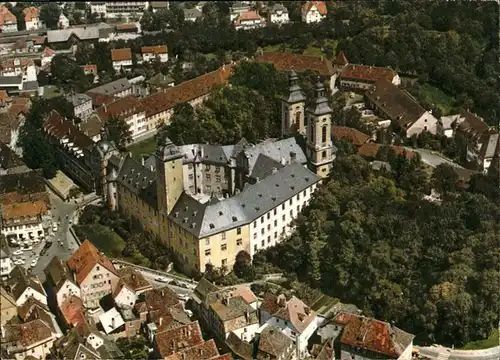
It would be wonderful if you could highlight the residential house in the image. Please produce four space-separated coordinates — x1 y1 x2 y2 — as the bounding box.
1 236 13 278
58 13 70 29
146 73 175 93
66 93 93 120
142 45 168 63
267 3 289 25
23 7 42 30
437 114 461 138
154 321 204 358
59 295 85 329
98 307 126 338
0 58 38 93
358 143 415 161
151 2 169 13
47 27 100 48
333 51 401 91
1 318 57 360
233 10 266 30
364 79 438 137
4 265 47 306
331 126 371 147
1 286 17 324
226 324 296 360
260 293 320 358
90 2 149 19
44 256 81 309
474 132 499 173
66 240 120 309
96 94 148 140
17 296 63 339
77 112 103 142
331 312 414 360
41 47 56 68
184 8 203 22
302 1 327 24
81 64 98 77
86 78 132 107
230 2 251 21
0 6 17 32
111 48 133 72
140 63 234 130
1 198 49 242
115 23 139 33
116 266 152 295
113 281 136 309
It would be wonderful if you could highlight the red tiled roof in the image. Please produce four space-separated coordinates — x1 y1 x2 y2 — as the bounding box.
23 7 39 22
85 92 116 107
341 64 396 83
96 95 144 122
165 339 219 360
335 51 348 65
60 295 85 327
67 240 117 285
155 321 204 358
331 126 370 146
234 10 265 26
141 64 235 117
255 52 334 76
0 6 16 25
43 47 56 57
81 64 98 74
209 355 233 360
43 110 94 149
1 57 35 69
358 143 415 160
116 23 138 31
111 48 132 62
457 110 491 138
142 45 168 54
15 319 52 346
2 200 48 220
144 286 180 311
303 1 327 15
0 90 10 102
230 286 258 305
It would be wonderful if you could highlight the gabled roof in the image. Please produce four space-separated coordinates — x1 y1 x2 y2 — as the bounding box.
60 295 85 328
86 78 131 96
365 79 426 127
17 296 49 320
142 45 168 54
47 27 100 43
193 277 220 303
117 266 152 293
256 52 334 76
334 51 349 65
23 7 40 22
478 132 499 160
303 1 327 15
2 319 53 347
234 10 265 24
272 296 316 334
99 307 125 334
140 64 234 117
111 48 132 62
78 112 102 139
456 110 491 138
0 168 46 197
96 95 145 122
165 339 219 360
341 64 397 83
116 155 157 209
66 240 117 285
331 126 370 146
2 200 48 221
334 312 414 358
155 321 204 358
257 324 294 359
0 6 16 25
0 286 16 309
43 110 94 149
5 265 46 301
143 286 180 310
210 296 258 323
44 256 77 293
358 143 415 160
0 142 25 171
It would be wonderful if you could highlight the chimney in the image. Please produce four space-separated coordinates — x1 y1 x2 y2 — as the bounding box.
161 290 164 297
244 309 250 322
255 177 260 182
272 167 278 174
280 157 286 165
222 296 230 306
103 103 107 113
141 156 145 166
159 317 163 327
111 317 115 329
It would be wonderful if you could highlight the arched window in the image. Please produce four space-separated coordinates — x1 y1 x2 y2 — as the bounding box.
295 111 301 128
321 125 327 144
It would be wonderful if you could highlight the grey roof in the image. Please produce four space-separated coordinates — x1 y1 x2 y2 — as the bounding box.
307 82 332 115
202 144 229 164
146 73 175 87
479 133 499 159
184 8 203 19
258 324 294 358
249 153 284 180
269 3 288 13
47 27 100 43
66 93 91 107
87 78 131 96
371 160 391 171
193 277 220 303
21 80 38 91
0 76 22 85
5 266 46 301
0 236 10 258
157 137 183 162
116 156 157 208
170 162 321 238
241 137 307 175
283 70 306 104
143 154 156 171
231 2 250 10
439 114 460 130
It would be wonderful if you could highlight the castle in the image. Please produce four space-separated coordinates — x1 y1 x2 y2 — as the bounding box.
46 72 336 276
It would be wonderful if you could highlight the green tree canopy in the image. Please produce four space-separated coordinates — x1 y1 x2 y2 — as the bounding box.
40 3 61 29
104 116 132 151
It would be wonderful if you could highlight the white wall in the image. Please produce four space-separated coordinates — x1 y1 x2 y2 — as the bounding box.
1 256 12 278
302 6 325 24
143 53 168 63
229 322 260 343
16 287 47 307
406 111 438 138
113 60 133 71
2 221 44 241
56 280 81 307
114 285 136 309
270 12 289 25
80 264 118 309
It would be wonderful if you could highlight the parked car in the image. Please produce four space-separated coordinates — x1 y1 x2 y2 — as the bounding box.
13 250 23 256
177 293 190 301
30 259 37 268
155 276 169 283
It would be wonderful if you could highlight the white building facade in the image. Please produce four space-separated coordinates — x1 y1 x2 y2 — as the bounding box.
91 2 149 19
302 1 327 24
268 4 289 25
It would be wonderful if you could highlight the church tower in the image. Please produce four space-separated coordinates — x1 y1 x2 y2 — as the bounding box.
306 81 334 178
281 70 306 137
155 138 185 215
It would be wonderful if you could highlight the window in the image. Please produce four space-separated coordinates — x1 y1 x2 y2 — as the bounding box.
254 245 258 251
274 220 277 227
205 164 211 171
206 173 211 181
267 224 271 231
282 227 285 233
205 249 211 256
295 111 301 127
274 231 277 239
215 166 221 172
297 205 300 213
253 233 257 239
237 227 241 235
322 150 327 159
254 221 257 228
322 125 327 144
221 232 226 240
188 173 194 180
273 208 277 216
289 198 293 205
267 236 271 243
297 193 300 201
261 228 265 235
290 210 293 217
260 217 264 224
282 203 285 210
222 258 227 266
188 164 193 170
267 213 270 220
216 175 221 182
221 244 227 251
282 214 286 222
261 240 264 247
237 238 242 246
96 266 100 270
205 238 210 246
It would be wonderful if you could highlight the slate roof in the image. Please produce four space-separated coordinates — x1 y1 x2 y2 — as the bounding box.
0 76 22 85
170 162 320 238
117 266 152 293
146 73 175 88
86 78 131 97
66 93 91 107
340 64 397 83
331 126 370 146
334 312 414 358
21 80 38 91
365 79 426 127
258 324 294 359
283 70 306 104
249 153 284 180
210 296 258 322
5 265 46 301
155 321 204 358
67 240 117 285
44 255 77 293
479 132 499 160
193 277 220 303
456 110 492 138
47 27 100 43
226 332 253 360
256 52 334 76
116 155 157 208
269 3 288 14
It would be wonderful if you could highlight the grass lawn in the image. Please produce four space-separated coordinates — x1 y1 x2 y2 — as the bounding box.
263 39 338 58
460 329 499 350
419 83 456 115
127 137 157 161
74 224 151 267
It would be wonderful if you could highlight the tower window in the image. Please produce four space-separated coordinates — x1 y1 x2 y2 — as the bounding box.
295 111 301 128
322 151 327 159
322 125 327 144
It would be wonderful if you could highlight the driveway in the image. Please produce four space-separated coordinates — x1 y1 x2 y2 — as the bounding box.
405 148 464 169
139 270 194 300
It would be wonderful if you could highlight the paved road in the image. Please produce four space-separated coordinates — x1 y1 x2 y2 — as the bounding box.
139 270 194 299
416 345 500 360
405 148 464 169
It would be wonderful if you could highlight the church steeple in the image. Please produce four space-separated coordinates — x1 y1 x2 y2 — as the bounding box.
306 80 334 178
281 70 306 137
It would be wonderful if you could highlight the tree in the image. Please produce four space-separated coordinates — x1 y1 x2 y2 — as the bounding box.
116 336 148 360
431 164 459 196
40 3 61 30
105 116 132 151
234 251 255 281
50 55 90 92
